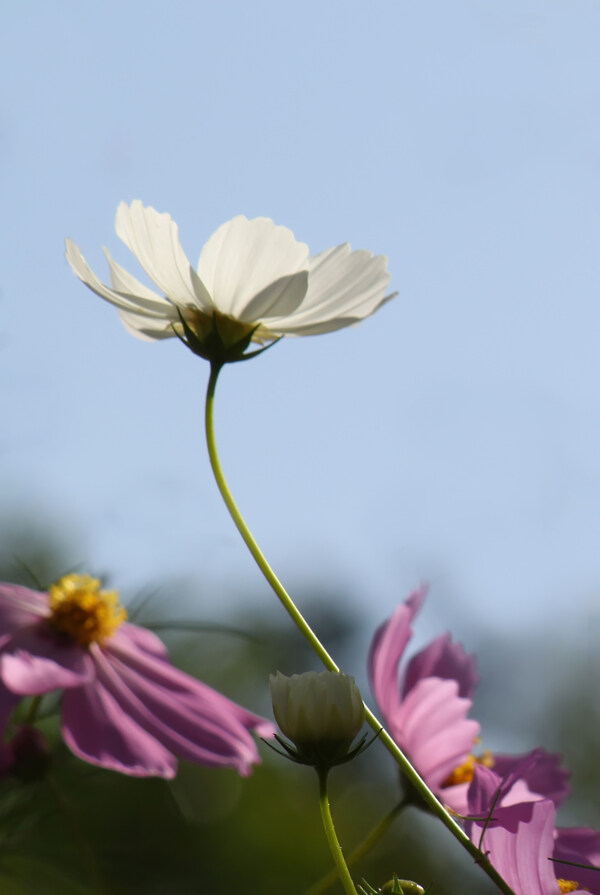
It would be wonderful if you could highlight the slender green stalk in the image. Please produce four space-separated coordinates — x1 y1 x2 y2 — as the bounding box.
204 362 516 895
317 769 359 895
25 695 42 725
306 800 407 895
205 363 339 673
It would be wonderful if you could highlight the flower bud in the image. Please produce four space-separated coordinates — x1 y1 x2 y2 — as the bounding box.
269 670 365 768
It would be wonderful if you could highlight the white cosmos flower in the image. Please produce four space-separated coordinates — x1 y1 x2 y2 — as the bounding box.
65 201 394 362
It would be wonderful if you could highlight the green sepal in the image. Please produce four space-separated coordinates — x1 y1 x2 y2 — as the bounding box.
262 728 380 773
174 310 279 365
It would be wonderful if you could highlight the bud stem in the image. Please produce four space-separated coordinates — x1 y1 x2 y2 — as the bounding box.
317 768 359 895
306 800 408 895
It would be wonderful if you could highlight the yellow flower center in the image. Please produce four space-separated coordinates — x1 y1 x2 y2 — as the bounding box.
557 879 583 893
443 750 495 787
48 574 127 646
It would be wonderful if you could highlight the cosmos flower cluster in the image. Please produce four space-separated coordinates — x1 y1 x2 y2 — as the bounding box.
1 199 593 894
369 587 599 895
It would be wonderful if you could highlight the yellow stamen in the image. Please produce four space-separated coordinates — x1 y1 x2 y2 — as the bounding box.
48 574 127 646
443 751 495 787
557 879 583 893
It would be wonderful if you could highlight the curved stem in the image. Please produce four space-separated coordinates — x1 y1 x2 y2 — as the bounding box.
317 769 358 895
306 800 407 895
205 363 339 673
204 363 516 895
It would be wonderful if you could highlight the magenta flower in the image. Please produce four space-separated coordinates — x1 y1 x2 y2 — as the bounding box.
0 576 274 778
467 764 597 895
554 826 600 894
368 588 570 816
368 586 481 812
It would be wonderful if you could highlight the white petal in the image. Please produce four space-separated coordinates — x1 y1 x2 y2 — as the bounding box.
104 249 173 314
271 293 396 336
117 307 178 342
238 271 308 322
65 239 166 315
115 201 213 311
262 244 391 335
196 216 309 318
301 244 391 322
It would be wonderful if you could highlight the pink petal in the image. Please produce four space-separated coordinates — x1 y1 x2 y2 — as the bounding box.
0 585 48 632
98 635 272 775
492 749 570 807
440 780 471 816
109 627 275 739
110 623 170 660
368 586 427 722
395 676 479 789
554 827 600 894
472 798 559 895
61 678 176 778
555 827 600 866
0 625 94 695
402 632 479 699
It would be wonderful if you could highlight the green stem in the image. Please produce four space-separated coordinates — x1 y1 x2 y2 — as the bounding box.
204 363 516 895
317 769 358 895
25 696 42 725
306 800 407 895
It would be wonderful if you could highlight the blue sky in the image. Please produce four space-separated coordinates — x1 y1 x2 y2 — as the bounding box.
2 1 600 661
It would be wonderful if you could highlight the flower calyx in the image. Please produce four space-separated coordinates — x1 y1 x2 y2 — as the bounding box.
268 670 369 771
175 309 280 366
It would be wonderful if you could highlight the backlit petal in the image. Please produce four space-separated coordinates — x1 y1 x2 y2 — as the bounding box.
403 632 479 699
66 240 162 314
117 307 178 341
237 271 308 322
268 244 390 333
196 216 309 319
103 248 173 313
368 586 427 723
468 792 558 895
115 201 213 311
395 676 479 789
493 749 570 807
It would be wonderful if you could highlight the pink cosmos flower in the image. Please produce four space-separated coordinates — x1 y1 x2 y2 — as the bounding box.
368 586 481 812
554 826 600 894
467 764 597 895
368 588 569 815
0 576 274 778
